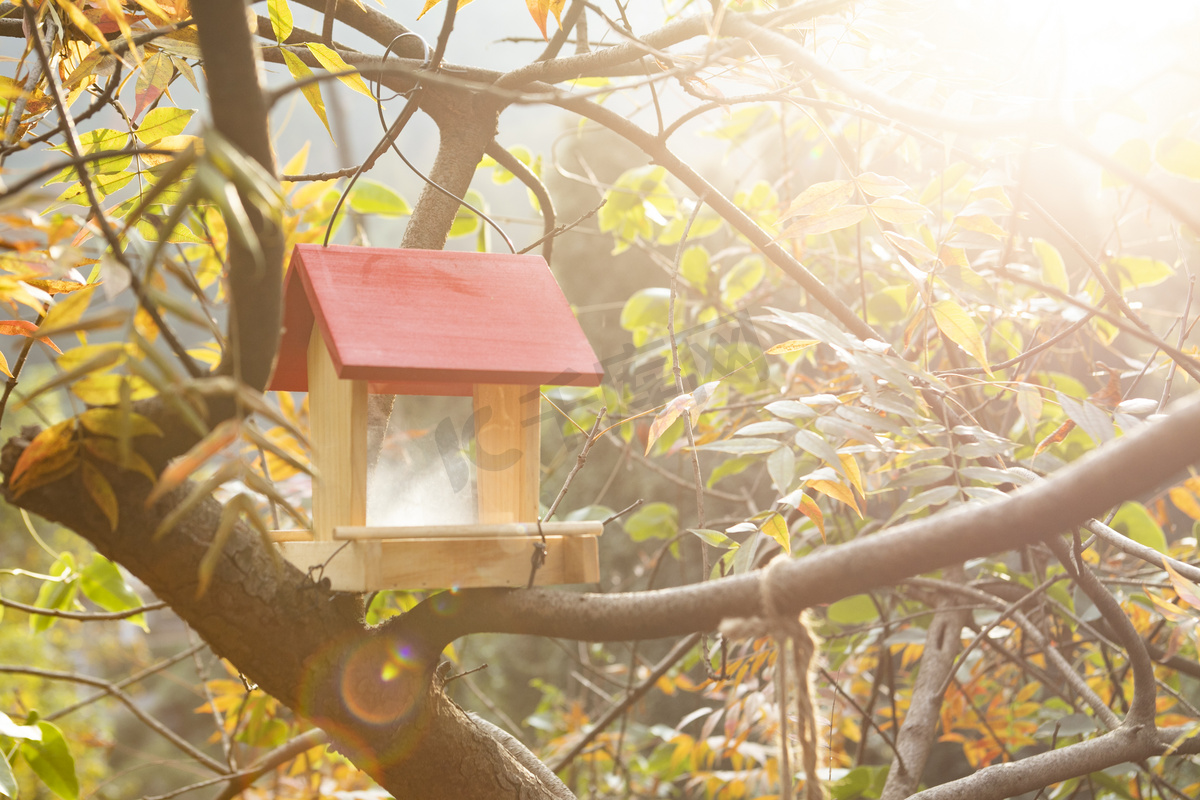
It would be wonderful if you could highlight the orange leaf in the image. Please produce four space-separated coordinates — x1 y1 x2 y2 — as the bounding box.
766 339 819 355
795 493 825 542
21 279 88 296
1170 487 1200 521
148 420 240 504
1163 557 1200 611
0 319 63 353
9 419 79 497
1034 420 1074 457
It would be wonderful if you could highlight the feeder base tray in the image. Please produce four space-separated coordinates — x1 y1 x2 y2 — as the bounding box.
272 522 602 591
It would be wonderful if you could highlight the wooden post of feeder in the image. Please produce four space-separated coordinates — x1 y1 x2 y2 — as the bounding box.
308 328 367 540
474 384 540 523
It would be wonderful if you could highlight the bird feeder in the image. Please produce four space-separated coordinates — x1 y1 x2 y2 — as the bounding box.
268 244 604 591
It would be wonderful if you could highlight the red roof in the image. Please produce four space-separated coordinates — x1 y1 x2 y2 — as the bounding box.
269 245 604 395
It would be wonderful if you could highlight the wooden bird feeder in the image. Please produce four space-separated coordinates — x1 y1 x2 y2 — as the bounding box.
268 244 604 591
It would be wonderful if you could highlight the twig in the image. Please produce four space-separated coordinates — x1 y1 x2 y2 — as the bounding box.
44 642 207 722
487 139 557 261
1159 273 1195 412
545 410 606 521
548 632 701 772
0 596 166 621
602 499 643 526
518 199 605 255
24 7 201 379
0 663 228 774
322 0 337 44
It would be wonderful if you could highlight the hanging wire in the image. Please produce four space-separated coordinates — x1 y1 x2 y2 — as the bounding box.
322 26 517 253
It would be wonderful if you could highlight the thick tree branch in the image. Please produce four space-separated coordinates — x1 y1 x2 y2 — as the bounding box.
394 395 1200 651
193 0 284 393
881 576 970 800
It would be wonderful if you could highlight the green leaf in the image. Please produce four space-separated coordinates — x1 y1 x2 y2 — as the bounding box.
619 287 681 346
268 0 293 42
448 190 485 239
1114 256 1172 290
305 43 374 99
1155 136 1200 180
932 299 991 375
21 722 78 800
1111 502 1167 554
679 246 709 293
719 256 764 306
348 179 410 217
827 594 878 625
1032 238 1069 292
1102 138 1151 187
80 554 147 630
135 108 195 145
623 502 678 542
689 528 736 549
707 455 755 487
31 555 78 634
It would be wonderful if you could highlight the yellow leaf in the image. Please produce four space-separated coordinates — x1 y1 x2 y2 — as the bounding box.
809 479 862 518
953 214 1008 238
305 43 374 99
855 172 910 197
766 339 819 355
884 231 937 264
72 374 157 405
933 299 991 376
81 461 118 531
9 420 79 498
761 512 790 555
38 283 97 337
839 452 864 498
53 0 115 53
781 180 854 219
80 408 163 439
281 50 332 139
282 142 311 178
82 438 157 483
869 196 927 225
0 349 10 378
267 0 293 42
417 0 479 20
782 205 867 238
